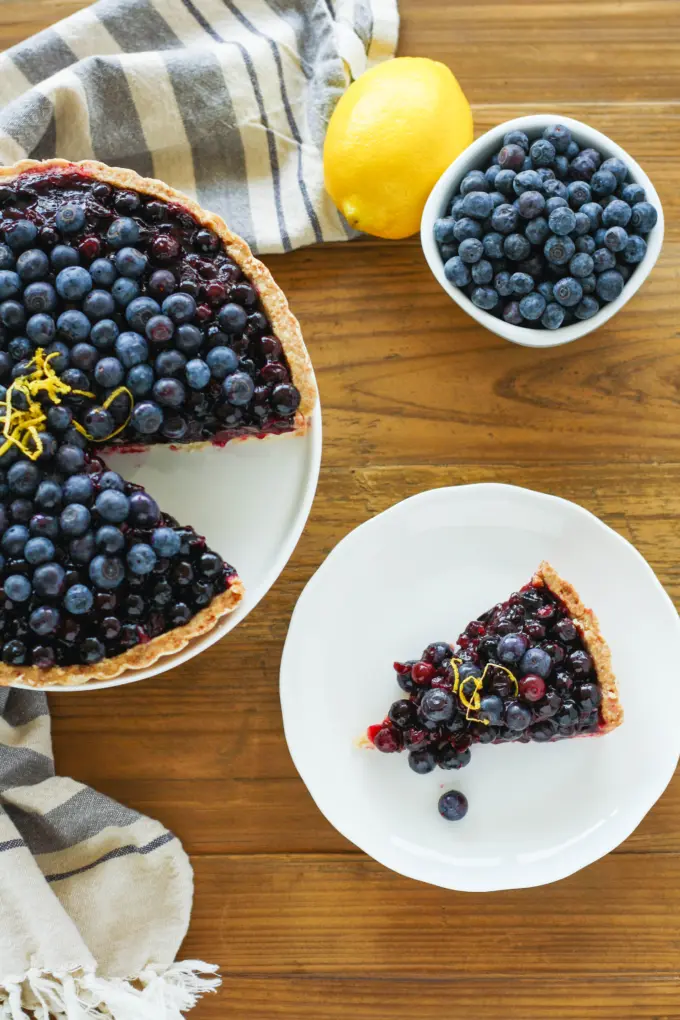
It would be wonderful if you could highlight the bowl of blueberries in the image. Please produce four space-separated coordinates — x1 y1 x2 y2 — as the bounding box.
421 114 663 347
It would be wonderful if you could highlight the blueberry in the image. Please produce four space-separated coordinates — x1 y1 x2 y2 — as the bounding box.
107 217 140 248
498 144 527 171
145 314 175 347
590 169 617 197
569 253 594 278
623 234 647 264
553 276 583 307
56 443 85 474
547 206 576 236
34 480 62 510
462 191 493 221
444 255 470 287
151 527 181 557
127 542 157 575
541 302 565 329
581 274 597 295
453 216 483 242
544 234 575 266
126 296 160 332
520 647 552 677
128 491 160 528
604 226 628 252
479 233 503 260
95 525 126 554
174 324 203 355
64 584 94 614
574 295 600 319
503 233 531 261
565 180 591 209
542 124 571 154
222 371 255 406
8 337 32 362
54 266 92 302
434 217 457 244
630 201 657 233
5 220 38 251
458 238 484 264
57 309 91 343
155 349 186 377
83 289 116 322
130 400 163 434
115 246 147 278
536 167 555 183
114 331 148 369
471 259 493 285
8 460 39 496
490 204 519 236
420 688 454 723
517 190 545 220
82 406 114 439
0 300 26 329
498 632 529 663
592 247 616 273
126 362 155 396
519 292 546 321
477 694 503 726
111 277 140 307
152 377 185 408
89 258 117 287
450 196 465 218
506 701 533 731
543 179 568 200
485 164 502 187
460 170 489 194
621 183 645 205
576 235 596 255
503 130 529 151
470 286 499 311
494 271 513 297
602 199 632 228
4 574 31 602
524 217 550 246
0 244 15 270
28 605 60 636
530 139 555 166
494 169 517 196
600 157 628 183
60 503 91 537
90 319 119 349
94 356 124 388
569 154 597 182
64 473 93 505
33 562 65 597
502 300 523 325
596 270 625 302
26 313 56 345
185 358 211 389
513 169 543 195
545 197 568 216
1 523 29 556
89 555 125 590
438 790 468 821
70 343 98 374
95 488 130 524
594 227 607 247
162 293 196 324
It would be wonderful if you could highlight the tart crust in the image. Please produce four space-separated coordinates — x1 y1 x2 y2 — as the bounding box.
533 560 623 732
0 578 244 687
0 158 318 432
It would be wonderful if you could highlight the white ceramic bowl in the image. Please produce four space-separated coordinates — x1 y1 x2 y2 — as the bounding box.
421 113 664 348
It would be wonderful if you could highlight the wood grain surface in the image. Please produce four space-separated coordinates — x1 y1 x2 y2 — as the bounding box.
3 2 680 1018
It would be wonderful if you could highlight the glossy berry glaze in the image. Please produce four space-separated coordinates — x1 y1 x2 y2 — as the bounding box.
0 167 301 445
368 579 604 776
0 446 239 671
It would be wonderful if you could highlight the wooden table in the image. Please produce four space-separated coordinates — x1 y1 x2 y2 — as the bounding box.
4 2 680 1017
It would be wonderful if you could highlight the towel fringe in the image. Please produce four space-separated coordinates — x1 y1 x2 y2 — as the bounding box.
0 962 221 1020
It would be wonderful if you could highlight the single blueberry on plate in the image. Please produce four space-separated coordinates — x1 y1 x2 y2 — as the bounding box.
438 790 468 821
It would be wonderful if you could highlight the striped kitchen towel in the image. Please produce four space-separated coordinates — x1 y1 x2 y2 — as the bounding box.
0 0 399 253
0 687 218 1019
0 3 399 1016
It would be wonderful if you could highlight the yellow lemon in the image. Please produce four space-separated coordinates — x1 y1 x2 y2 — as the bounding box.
324 57 473 240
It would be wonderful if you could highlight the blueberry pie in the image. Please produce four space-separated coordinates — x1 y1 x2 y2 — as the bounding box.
0 159 316 684
365 562 622 780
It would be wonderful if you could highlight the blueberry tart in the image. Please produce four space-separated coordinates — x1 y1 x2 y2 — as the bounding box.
0 159 317 684
365 562 622 781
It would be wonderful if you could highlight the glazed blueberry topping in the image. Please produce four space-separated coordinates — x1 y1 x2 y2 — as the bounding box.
435 123 657 330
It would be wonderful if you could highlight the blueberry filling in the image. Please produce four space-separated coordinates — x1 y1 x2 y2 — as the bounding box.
368 578 605 780
0 169 301 444
0 444 239 670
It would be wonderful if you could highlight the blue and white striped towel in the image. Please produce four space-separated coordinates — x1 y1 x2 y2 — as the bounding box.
0 2 398 1017
0 0 399 253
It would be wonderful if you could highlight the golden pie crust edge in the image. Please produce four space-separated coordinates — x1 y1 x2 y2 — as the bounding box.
0 578 245 687
534 560 623 732
0 158 318 429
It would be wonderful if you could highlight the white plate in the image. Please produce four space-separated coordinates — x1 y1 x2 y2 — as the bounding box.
280 483 680 891
16 404 321 691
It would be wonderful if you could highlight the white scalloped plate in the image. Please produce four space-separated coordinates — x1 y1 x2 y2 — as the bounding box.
280 483 680 891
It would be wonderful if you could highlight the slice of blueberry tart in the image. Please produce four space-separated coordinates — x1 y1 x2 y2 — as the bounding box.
365 562 622 785
0 158 316 685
